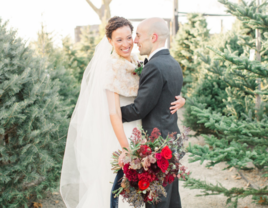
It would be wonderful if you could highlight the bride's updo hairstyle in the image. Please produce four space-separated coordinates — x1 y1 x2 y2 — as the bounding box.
105 16 134 39
106 16 134 59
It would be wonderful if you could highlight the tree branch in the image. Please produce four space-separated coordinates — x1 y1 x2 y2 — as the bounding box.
85 0 101 18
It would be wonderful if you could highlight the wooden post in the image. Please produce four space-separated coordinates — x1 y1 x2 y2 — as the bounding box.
173 0 179 36
255 0 261 117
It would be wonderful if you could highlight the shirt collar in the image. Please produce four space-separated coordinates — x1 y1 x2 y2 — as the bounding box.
148 47 167 60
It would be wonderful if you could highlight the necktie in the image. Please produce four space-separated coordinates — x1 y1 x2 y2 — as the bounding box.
144 58 148 65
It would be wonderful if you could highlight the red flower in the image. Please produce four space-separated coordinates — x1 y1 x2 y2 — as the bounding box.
161 146 172 160
163 174 175 187
139 145 152 156
163 180 168 187
157 157 169 172
138 180 150 190
138 171 156 183
150 163 161 173
167 174 175 184
155 153 162 160
123 163 138 181
133 72 137 75
149 128 161 142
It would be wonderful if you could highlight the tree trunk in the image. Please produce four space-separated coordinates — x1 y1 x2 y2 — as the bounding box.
86 0 112 23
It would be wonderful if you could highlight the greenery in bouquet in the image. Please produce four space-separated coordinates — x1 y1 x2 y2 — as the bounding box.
134 61 144 76
111 127 190 208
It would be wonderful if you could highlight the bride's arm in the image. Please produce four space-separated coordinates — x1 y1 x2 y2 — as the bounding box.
107 91 129 150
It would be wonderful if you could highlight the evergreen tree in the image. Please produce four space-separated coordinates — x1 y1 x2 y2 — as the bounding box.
0 19 69 207
62 36 87 83
183 30 244 135
30 24 80 118
75 26 97 82
182 1 268 207
171 13 210 94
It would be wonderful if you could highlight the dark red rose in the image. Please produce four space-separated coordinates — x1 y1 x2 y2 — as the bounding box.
167 174 175 184
123 163 138 181
149 128 161 142
163 180 168 187
139 145 152 156
129 181 139 188
138 180 150 190
138 171 156 183
161 146 172 160
150 163 161 173
157 157 169 173
163 174 175 187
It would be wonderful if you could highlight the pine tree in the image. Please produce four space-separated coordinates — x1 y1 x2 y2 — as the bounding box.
62 36 87 83
30 24 80 118
182 0 268 206
75 26 97 82
0 19 69 207
171 13 210 94
183 30 244 135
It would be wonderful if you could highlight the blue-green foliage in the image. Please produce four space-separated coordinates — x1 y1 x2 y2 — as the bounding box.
0 19 69 207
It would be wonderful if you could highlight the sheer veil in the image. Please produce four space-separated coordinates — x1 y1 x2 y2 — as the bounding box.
60 37 119 208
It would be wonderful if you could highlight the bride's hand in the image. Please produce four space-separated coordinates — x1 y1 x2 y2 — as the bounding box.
170 95 185 114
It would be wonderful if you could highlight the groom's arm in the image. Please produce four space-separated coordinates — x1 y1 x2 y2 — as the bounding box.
121 64 163 122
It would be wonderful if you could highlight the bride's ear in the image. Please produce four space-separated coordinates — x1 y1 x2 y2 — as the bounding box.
108 38 114 53
108 38 113 46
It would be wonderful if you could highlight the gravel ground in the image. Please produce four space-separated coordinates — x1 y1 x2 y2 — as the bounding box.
37 108 268 208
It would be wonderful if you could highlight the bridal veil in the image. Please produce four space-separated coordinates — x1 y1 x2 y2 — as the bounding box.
60 37 119 208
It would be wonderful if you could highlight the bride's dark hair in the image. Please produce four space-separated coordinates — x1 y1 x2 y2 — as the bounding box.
105 16 134 39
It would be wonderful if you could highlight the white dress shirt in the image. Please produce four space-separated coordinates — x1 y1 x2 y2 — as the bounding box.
148 47 167 60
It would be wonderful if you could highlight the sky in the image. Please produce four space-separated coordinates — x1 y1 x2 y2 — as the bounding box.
0 0 238 44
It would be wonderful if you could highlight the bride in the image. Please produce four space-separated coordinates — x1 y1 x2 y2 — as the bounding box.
60 16 184 208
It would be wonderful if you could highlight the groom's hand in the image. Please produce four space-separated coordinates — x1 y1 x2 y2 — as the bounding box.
170 96 185 114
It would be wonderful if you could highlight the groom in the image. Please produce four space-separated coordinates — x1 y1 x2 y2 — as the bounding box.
121 17 183 208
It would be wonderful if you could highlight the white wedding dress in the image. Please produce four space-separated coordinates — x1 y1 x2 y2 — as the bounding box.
60 37 144 208
118 96 142 208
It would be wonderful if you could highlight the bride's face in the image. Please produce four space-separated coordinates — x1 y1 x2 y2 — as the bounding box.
109 26 133 60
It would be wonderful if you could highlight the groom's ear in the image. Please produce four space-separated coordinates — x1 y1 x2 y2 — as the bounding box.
152 33 158 43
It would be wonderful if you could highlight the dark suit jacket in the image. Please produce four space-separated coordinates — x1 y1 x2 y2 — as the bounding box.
121 49 183 138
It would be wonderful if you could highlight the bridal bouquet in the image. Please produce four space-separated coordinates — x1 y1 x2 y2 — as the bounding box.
111 127 190 208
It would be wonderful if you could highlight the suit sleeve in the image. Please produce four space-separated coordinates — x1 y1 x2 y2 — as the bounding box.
121 63 163 122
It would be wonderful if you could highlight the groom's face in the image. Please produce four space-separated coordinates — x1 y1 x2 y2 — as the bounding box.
134 26 152 56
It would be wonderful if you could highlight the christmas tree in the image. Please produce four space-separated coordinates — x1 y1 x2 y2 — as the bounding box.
171 13 210 94
75 26 97 82
182 26 244 135
30 24 80 118
182 0 268 207
0 19 69 207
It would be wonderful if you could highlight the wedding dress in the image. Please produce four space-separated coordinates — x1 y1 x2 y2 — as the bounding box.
60 37 143 208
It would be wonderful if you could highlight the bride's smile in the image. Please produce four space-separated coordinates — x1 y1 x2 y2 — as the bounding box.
108 25 134 62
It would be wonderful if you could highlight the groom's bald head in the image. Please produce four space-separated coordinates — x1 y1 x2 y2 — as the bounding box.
134 17 169 56
140 17 169 43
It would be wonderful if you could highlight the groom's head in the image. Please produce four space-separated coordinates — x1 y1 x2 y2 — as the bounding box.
134 17 169 56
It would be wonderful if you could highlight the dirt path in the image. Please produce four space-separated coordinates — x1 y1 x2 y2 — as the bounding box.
38 108 267 208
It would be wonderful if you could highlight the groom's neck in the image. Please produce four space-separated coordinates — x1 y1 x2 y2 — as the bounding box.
148 43 166 57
